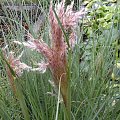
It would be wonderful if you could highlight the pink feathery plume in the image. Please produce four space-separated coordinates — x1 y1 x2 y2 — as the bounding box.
49 0 65 50
49 0 85 49
14 33 53 61
6 51 32 77
48 0 85 106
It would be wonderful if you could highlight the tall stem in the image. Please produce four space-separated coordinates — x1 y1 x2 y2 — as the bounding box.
66 48 72 120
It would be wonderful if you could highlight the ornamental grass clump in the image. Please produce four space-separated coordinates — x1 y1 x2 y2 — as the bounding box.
14 0 85 108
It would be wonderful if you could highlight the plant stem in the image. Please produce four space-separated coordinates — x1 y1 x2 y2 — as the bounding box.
66 48 72 120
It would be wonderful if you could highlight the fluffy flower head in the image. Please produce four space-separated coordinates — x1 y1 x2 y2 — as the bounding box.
49 0 85 48
3 50 31 77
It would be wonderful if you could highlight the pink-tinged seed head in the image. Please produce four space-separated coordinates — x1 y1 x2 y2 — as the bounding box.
3 50 31 77
49 0 85 49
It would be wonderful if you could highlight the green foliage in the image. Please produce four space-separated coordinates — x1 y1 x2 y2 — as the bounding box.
83 0 119 35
